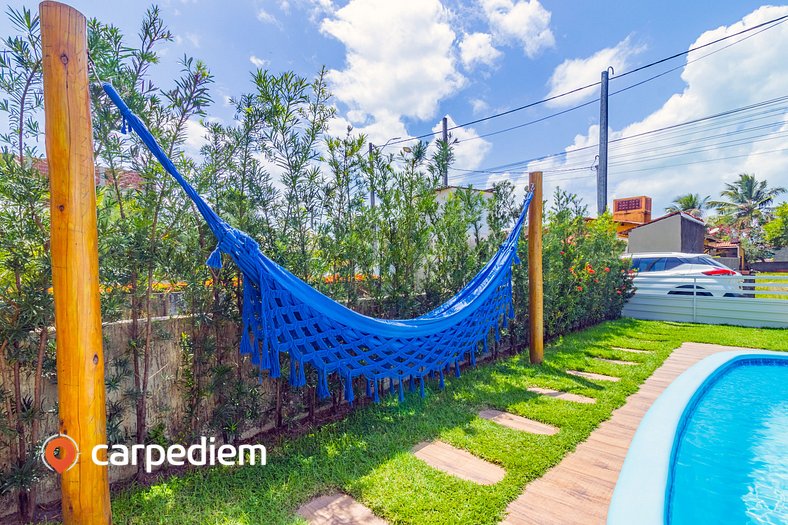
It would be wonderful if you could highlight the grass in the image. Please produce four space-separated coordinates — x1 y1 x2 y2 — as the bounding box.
755 271 788 300
105 319 787 525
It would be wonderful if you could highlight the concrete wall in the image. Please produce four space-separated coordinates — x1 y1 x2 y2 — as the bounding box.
0 315 283 519
714 256 740 271
772 247 788 262
627 214 704 253
681 219 705 253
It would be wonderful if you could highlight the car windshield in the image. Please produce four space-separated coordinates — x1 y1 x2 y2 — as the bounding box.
630 255 730 272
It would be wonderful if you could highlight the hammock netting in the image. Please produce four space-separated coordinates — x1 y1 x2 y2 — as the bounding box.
103 83 534 404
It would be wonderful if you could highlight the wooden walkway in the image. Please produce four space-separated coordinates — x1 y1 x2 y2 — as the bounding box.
502 342 739 525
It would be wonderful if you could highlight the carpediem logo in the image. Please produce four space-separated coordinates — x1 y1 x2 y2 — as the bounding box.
41 434 266 474
41 434 79 474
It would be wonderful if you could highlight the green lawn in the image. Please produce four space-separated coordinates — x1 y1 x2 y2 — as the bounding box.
108 319 787 525
756 272 788 300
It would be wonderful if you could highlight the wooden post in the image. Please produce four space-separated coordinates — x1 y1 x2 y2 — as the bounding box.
528 171 544 364
40 2 111 524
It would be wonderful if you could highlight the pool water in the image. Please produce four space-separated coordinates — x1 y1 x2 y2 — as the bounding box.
668 359 788 525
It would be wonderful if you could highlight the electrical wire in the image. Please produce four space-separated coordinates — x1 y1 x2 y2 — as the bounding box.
383 13 788 147
452 96 788 177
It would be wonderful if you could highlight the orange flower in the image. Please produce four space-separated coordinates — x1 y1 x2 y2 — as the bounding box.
576 285 583 292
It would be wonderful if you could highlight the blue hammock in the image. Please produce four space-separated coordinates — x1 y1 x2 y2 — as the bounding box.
102 83 534 404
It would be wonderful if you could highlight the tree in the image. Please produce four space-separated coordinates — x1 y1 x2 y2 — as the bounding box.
665 193 710 217
0 8 52 522
90 8 213 471
709 173 786 232
764 202 788 249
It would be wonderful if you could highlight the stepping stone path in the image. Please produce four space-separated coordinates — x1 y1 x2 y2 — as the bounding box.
566 370 621 382
412 441 506 485
611 346 649 353
479 409 559 435
527 387 596 404
297 493 387 525
593 357 637 366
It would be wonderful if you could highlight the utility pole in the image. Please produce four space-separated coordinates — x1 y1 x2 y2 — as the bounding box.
597 68 610 216
442 116 448 187
41 1 111 523
368 142 375 208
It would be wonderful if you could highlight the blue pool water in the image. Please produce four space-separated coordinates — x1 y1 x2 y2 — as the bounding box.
668 359 788 525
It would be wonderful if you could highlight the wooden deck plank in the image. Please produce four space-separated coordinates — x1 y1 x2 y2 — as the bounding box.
502 342 741 524
527 387 596 404
298 493 387 525
479 409 559 435
412 441 506 485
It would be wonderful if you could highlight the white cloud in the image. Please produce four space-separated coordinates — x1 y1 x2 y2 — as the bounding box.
459 32 502 70
320 0 464 141
257 8 278 24
470 98 489 114
183 118 209 158
249 55 269 68
547 35 645 107
185 32 200 48
480 0 554 58
524 5 788 215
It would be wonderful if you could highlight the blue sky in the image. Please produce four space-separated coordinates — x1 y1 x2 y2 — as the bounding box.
4 0 788 213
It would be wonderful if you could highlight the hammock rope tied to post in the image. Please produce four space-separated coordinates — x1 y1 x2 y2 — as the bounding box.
102 82 535 404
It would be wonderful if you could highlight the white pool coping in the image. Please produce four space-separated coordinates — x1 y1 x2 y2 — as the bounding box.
607 350 788 525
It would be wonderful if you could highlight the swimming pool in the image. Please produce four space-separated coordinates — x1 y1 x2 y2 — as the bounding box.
607 351 788 525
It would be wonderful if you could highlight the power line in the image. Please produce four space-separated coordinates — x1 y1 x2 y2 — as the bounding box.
465 147 788 189
609 146 788 175
454 19 788 148
615 15 788 79
384 13 788 147
452 95 788 177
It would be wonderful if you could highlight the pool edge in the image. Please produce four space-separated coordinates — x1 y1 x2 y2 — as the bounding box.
606 349 788 525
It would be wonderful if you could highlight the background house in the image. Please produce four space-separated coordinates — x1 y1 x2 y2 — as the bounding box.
625 211 706 254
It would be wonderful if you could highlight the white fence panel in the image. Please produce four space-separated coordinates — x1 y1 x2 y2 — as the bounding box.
622 275 788 329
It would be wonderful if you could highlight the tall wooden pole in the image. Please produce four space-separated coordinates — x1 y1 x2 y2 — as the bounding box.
528 171 544 364
40 2 111 523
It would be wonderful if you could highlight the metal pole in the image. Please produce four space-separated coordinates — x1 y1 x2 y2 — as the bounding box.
692 276 697 323
40 1 111 523
528 172 544 364
442 116 448 188
597 69 609 216
368 142 375 208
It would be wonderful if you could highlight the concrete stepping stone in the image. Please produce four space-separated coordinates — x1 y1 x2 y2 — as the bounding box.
297 493 387 525
479 409 558 435
611 346 650 353
566 370 621 382
527 387 596 404
594 357 638 366
412 441 505 485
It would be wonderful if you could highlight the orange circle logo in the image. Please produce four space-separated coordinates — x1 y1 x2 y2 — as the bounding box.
41 434 79 474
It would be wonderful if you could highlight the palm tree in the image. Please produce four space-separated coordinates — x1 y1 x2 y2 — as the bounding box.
709 173 786 232
665 193 710 217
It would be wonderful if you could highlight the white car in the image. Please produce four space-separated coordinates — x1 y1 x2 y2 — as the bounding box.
623 252 745 298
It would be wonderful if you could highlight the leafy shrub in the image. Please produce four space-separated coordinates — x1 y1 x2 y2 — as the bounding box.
512 189 633 345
